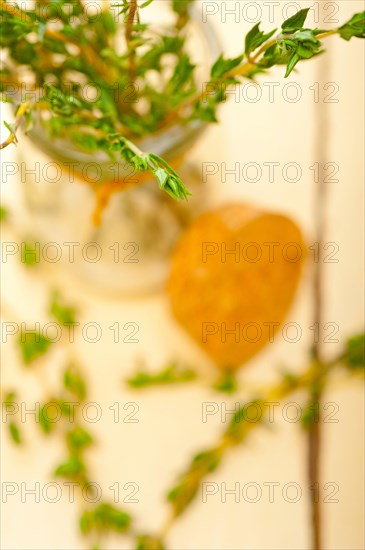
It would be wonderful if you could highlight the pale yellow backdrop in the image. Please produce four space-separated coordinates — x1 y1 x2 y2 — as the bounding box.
1 1 364 549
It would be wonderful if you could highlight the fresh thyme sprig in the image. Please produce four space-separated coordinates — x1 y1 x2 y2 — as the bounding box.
3 287 364 548
2 391 22 444
164 335 364 521
39 363 133 545
127 361 196 388
2 292 134 550
109 135 192 200
161 10 364 126
1 4 364 205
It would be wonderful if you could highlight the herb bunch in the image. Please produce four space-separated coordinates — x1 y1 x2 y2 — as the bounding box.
1 2 364 204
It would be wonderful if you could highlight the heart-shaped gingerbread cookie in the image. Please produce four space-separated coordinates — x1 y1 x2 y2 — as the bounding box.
167 203 306 370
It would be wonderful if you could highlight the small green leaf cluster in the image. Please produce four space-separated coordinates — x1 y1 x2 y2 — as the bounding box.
184 9 364 128
49 291 77 327
80 503 131 535
38 396 74 435
0 205 8 222
301 399 320 430
18 331 51 364
224 398 265 443
2 391 22 444
167 448 222 516
338 12 365 40
250 9 322 77
63 365 87 401
213 370 237 394
110 136 191 201
35 356 132 543
279 11 322 77
17 293 78 365
343 333 365 371
172 0 195 19
20 241 41 267
44 84 82 117
136 535 166 550
39 365 93 487
128 361 196 388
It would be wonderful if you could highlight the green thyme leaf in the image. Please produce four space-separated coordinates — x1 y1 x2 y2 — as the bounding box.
80 503 131 534
3 120 16 140
193 102 218 123
211 54 244 80
282 8 310 33
2 392 22 444
79 510 93 535
9 422 22 444
343 334 365 370
213 370 237 394
0 205 8 222
128 362 196 388
154 167 169 188
63 366 87 401
38 400 61 434
172 0 194 15
245 23 276 55
21 241 40 266
141 0 155 7
54 455 86 479
49 292 76 326
301 399 320 429
168 54 196 94
338 11 365 41
44 84 82 116
285 52 301 77
225 399 264 442
136 535 166 550
66 427 93 452
18 332 51 365
167 448 222 516
280 30 321 77
3 391 16 406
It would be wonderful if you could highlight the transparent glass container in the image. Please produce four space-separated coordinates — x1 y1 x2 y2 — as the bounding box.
19 11 221 295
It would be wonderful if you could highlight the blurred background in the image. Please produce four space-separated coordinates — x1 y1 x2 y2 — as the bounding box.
1 1 364 549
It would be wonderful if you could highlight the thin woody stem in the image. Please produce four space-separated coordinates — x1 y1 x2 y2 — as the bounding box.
308 30 332 549
0 101 32 149
125 0 138 83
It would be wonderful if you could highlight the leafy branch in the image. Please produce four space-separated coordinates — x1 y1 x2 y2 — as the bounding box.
110 135 192 200
159 335 364 534
2 292 134 550
127 361 196 388
3 289 364 549
162 10 364 126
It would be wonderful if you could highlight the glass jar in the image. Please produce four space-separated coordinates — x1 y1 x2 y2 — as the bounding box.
19 9 221 295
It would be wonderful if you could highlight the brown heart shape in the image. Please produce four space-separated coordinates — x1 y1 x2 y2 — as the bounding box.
167 203 307 370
